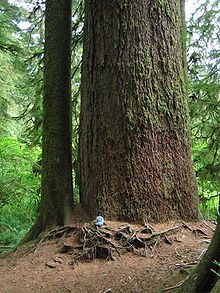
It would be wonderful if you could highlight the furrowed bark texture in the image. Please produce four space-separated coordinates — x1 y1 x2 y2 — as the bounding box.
24 0 74 241
79 0 198 222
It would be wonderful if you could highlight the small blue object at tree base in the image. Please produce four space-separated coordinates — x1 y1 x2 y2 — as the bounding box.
95 216 105 227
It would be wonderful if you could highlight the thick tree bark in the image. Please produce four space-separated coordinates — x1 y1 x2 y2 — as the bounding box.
24 0 74 242
175 218 220 293
79 0 198 222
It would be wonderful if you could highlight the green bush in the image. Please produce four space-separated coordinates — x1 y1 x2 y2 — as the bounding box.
0 136 41 250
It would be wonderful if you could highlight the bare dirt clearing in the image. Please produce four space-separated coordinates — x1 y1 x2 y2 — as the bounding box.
0 218 217 293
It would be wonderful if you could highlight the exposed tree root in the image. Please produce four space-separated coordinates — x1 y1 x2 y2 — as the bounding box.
39 223 181 264
31 222 210 269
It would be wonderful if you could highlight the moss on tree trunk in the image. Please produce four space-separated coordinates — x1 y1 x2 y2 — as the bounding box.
79 0 198 222
23 0 74 242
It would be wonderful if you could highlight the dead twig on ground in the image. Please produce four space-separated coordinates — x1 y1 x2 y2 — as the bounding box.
161 275 190 292
175 261 198 268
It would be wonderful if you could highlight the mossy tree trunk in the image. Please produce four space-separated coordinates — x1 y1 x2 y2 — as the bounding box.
79 0 198 222
176 218 220 293
24 0 74 242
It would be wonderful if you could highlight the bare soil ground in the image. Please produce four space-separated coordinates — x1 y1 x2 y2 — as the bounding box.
0 209 217 293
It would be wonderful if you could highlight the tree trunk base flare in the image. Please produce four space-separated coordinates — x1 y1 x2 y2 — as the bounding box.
21 206 74 244
21 219 45 244
79 0 198 222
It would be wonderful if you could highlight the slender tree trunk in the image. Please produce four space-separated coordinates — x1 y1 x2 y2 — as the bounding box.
24 0 74 242
79 0 198 222
176 218 220 293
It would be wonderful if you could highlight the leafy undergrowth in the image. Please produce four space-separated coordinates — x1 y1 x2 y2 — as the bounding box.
0 136 40 251
0 217 218 293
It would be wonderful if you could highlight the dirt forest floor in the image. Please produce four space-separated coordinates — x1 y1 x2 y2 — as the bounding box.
0 210 219 293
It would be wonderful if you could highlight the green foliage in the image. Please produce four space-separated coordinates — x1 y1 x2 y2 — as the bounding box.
212 261 220 278
71 1 83 181
187 0 220 219
0 1 42 249
0 0 22 53
0 136 40 250
0 0 38 139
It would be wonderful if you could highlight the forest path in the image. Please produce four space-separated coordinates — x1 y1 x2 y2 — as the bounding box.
0 218 217 293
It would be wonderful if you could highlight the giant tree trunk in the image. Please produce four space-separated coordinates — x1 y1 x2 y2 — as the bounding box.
24 0 74 242
79 0 198 222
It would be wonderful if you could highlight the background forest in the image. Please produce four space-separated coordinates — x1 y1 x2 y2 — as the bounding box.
0 0 219 251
